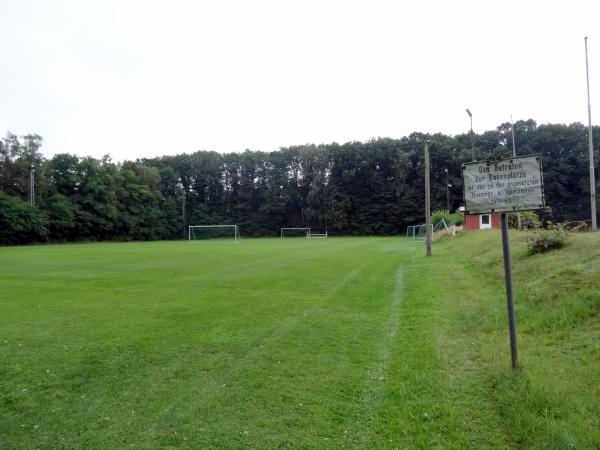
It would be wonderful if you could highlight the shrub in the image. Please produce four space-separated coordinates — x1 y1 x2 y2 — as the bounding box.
524 223 570 255
431 210 464 226
0 192 49 245
509 210 541 229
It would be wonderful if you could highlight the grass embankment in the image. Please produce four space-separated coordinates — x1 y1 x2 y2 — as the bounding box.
387 230 600 449
0 233 598 448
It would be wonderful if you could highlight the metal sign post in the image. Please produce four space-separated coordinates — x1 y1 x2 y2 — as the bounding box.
462 155 545 369
500 213 518 369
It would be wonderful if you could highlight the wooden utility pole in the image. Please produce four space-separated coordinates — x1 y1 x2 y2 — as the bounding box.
425 142 432 256
181 184 187 239
585 37 597 231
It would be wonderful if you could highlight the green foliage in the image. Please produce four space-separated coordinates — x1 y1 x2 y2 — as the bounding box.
428 231 600 448
1 121 599 244
44 193 76 240
524 223 570 254
431 209 464 226
508 210 541 229
0 192 48 244
115 162 163 240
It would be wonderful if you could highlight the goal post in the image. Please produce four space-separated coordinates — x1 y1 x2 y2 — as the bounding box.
406 219 453 242
406 224 430 241
280 227 310 238
189 225 241 243
433 218 449 234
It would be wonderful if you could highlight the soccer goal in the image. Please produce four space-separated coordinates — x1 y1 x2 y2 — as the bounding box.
406 219 452 241
281 227 311 238
406 224 430 241
189 225 241 243
308 231 328 238
432 218 449 235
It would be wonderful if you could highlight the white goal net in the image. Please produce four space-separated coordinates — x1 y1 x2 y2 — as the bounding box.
406 224 430 241
189 225 241 243
280 227 310 238
406 219 451 241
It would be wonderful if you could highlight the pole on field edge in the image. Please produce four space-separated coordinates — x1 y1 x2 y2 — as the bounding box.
425 142 432 256
445 168 450 212
511 116 521 230
466 109 474 161
585 37 597 232
500 213 518 369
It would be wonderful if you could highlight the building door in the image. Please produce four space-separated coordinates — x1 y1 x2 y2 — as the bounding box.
480 214 492 230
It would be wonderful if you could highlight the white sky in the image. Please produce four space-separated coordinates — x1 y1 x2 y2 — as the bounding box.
1 0 598 161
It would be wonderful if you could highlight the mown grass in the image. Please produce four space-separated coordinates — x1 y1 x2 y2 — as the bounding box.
0 233 598 449
407 230 600 449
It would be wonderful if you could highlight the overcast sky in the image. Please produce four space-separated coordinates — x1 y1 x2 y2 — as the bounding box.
1 0 598 161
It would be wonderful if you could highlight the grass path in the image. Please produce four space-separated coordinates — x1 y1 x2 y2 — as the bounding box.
352 267 406 448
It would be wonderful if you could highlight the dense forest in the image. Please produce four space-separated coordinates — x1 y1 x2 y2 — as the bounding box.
0 120 598 244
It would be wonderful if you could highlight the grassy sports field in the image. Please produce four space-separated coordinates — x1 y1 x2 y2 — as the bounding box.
1 234 598 449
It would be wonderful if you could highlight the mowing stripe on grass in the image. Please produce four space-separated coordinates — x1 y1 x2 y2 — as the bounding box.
142 258 376 429
349 266 407 448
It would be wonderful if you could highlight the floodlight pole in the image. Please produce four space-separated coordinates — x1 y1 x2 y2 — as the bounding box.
585 37 597 232
26 136 36 206
511 116 521 229
445 168 450 212
29 164 35 205
466 108 474 161
424 142 432 256
181 183 186 239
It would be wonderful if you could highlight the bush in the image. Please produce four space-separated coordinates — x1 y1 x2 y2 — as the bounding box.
431 210 464 226
509 210 541 229
451 213 464 226
0 192 49 245
524 223 570 255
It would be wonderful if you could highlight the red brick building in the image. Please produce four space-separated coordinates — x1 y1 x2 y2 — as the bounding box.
463 213 501 230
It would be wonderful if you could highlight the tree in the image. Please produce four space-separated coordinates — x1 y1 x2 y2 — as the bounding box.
115 162 163 240
43 193 76 241
73 157 117 240
0 192 48 244
2 121 598 245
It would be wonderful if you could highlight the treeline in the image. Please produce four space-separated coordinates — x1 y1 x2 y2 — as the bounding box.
0 120 598 244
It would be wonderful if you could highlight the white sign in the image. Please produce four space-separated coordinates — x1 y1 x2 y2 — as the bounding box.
462 155 544 214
